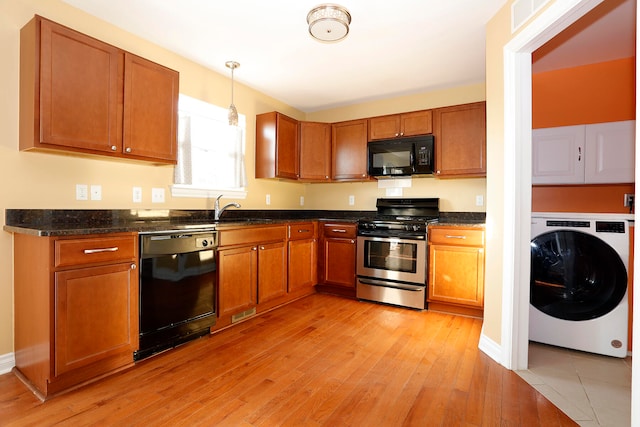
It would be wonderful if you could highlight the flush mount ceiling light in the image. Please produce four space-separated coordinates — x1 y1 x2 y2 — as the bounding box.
307 4 351 43
225 60 240 126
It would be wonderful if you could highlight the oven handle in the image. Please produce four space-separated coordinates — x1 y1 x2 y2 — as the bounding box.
358 277 425 292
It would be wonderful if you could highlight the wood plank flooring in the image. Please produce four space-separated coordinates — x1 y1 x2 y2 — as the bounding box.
0 293 577 426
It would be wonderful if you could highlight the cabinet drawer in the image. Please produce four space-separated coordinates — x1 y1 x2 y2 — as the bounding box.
219 225 287 247
322 223 356 239
429 227 484 247
55 234 137 268
288 222 316 240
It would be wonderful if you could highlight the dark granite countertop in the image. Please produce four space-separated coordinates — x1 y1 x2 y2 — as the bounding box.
4 209 485 236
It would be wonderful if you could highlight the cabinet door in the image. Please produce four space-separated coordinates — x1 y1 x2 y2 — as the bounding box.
428 244 484 307
368 115 401 140
332 119 368 180
289 238 317 292
322 238 356 288
257 241 288 303
300 121 331 181
255 112 299 179
123 53 178 164
37 18 122 153
401 110 433 137
54 262 137 376
218 245 257 317
532 125 585 184
433 102 486 177
585 120 635 184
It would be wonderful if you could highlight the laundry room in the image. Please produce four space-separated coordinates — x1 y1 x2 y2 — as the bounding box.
526 0 635 423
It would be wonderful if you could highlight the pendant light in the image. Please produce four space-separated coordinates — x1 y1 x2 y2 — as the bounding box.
225 61 240 126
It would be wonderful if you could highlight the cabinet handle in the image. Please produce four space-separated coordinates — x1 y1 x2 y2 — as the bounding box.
331 229 346 233
130 263 137 270
578 146 581 162
298 229 310 233
125 147 132 153
444 235 466 239
84 246 119 254
110 145 117 151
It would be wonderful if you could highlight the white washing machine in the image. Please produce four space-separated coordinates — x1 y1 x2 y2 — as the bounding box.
530 212 631 358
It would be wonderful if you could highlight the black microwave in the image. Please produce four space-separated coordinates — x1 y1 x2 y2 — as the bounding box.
367 135 434 177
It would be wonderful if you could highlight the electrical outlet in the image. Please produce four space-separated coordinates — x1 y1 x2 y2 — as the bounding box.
300 196 304 206
133 187 143 203
624 193 634 207
348 195 355 206
266 194 271 205
90 185 102 201
475 195 484 206
151 187 165 203
75 184 88 201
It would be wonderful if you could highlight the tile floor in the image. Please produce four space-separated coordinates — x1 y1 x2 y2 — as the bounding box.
517 342 632 427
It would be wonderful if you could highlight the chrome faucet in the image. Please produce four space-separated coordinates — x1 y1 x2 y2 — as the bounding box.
214 194 241 220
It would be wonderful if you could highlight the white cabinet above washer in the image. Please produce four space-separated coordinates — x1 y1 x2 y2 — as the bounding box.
532 120 635 185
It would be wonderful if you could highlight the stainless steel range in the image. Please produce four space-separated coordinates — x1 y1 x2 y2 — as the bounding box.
356 198 439 310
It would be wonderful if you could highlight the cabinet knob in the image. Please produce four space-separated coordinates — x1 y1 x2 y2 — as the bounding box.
125 147 132 153
252 247 257 251
111 145 117 151
395 133 399 137
130 263 137 270
399 132 404 136
259 246 265 250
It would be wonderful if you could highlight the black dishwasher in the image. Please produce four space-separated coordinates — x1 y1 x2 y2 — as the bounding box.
135 230 217 361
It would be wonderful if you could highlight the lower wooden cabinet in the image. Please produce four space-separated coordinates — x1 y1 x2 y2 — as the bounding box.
13 232 138 399
317 222 357 298
288 222 318 293
428 226 485 317
215 223 317 331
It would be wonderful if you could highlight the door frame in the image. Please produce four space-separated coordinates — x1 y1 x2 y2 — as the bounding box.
501 0 638 422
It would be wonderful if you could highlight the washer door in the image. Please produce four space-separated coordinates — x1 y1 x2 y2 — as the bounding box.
530 230 627 321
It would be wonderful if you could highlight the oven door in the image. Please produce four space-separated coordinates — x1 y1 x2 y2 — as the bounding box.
356 235 427 284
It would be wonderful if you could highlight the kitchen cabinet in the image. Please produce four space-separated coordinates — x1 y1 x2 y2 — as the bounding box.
331 119 369 181
428 226 485 318
13 232 138 399
317 222 357 298
299 121 332 181
19 16 178 164
255 112 299 179
217 225 287 325
432 102 486 177
288 222 318 293
532 120 635 184
368 110 433 141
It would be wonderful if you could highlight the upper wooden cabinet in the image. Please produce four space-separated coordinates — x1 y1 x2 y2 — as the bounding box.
19 16 178 164
433 102 486 177
331 119 369 181
368 110 433 141
255 112 299 179
299 121 331 181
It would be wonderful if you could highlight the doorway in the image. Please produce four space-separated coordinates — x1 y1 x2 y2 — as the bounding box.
501 0 638 423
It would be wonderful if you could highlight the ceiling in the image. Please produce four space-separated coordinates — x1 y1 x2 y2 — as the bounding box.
61 0 635 113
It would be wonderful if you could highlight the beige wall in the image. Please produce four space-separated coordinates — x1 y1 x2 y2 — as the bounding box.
0 0 487 356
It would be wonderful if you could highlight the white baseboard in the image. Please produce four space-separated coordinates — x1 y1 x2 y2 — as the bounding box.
478 331 503 366
0 352 15 375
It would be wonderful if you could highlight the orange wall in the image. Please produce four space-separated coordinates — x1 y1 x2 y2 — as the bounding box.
532 57 635 129
531 58 635 214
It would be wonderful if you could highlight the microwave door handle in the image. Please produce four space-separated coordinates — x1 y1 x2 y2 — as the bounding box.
410 149 415 172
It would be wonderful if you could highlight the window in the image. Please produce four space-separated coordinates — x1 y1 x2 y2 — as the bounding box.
171 94 247 199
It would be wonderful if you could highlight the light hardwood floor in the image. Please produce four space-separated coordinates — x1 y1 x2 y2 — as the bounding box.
0 293 576 426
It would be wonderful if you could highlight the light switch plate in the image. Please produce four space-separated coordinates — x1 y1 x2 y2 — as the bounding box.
76 184 88 201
